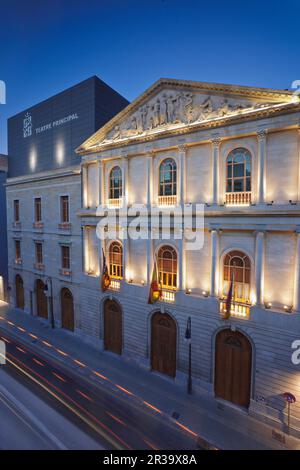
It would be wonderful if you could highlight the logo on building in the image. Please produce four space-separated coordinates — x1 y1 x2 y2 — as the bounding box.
0 340 6 365
23 112 32 138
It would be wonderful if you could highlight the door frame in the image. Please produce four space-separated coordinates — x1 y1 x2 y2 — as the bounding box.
15 274 24 309
213 327 254 407
150 310 178 378
102 297 123 355
35 278 48 319
60 287 75 331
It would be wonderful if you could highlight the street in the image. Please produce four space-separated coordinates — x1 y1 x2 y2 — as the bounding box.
0 327 199 450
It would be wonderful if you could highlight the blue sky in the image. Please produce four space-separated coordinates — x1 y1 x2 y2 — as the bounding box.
1 0 300 153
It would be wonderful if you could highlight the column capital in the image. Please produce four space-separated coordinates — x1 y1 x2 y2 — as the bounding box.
257 129 267 141
211 137 221 148
178 144 188 153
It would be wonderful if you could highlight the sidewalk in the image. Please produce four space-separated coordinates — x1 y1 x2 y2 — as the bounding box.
0 302 299 450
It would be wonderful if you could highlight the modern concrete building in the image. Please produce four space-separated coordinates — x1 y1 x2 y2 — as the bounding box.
0 154 8 300
6 76 128 323
76 78 300 437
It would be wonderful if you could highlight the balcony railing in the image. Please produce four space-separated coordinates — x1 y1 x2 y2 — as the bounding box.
107 198 122 208
59 268 71 277
33 262 44 271
15 258 22 265
161 289 176 303
13 221 21 229
158 195 177 207
220 299 250 318
225 191 251 205
58 222 71 231
110 279 121 291
33 221 44 229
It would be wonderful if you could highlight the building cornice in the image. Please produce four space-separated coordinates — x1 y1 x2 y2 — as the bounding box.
6 165 81 186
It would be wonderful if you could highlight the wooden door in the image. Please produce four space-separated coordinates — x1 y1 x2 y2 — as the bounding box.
61 288 74 331
215 329 252 408
36 279 48 319
151 312 177 377
15 275 24 309
104 299 122 355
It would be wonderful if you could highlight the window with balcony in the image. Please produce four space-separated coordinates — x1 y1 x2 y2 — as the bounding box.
157 245 177 290
34 242 43 269
109 241 123 279
158 158 177 206
60 245 71 276
221 250 251 317
15 240 22 264
59 195 70 229
33 197 43 228
14 200 20 224
226 148 251 205
108 166 122 207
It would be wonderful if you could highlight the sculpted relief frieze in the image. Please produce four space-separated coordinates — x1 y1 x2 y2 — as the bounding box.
103 90 279 143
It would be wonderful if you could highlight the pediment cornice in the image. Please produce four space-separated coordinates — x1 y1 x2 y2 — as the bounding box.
76 78 299 155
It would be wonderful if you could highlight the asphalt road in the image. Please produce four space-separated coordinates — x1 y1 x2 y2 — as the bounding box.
0 327 200 450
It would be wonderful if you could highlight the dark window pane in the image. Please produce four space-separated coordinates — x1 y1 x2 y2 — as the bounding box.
227 180 232 192
234 179 243 192
233 164 244 177
246 178 251 191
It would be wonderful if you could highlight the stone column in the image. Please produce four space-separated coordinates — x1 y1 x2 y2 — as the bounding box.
146 154 153 208
178 233 186 291
98 160 104 207
82 164 88 209
122 156 129 208
255 231 265 305
147 233 153 286
210 229 220 297
179 145 187 206
83 226 90 273
297 129 300 202
211 138 221 205
122 228 129 281
257 130 267 204
293 230 300 311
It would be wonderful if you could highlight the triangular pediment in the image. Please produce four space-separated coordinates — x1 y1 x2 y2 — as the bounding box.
77 78 297 153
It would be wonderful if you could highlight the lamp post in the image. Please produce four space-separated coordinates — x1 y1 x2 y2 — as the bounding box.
44 277 55 329
185 316 192 394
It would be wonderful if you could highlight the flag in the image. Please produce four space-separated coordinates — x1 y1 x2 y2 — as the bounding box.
223 269 234 320
101 248 111 292
148 257 162 304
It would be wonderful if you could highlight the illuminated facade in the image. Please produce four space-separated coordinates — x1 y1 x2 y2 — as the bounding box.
7 77 300 437
77 79 300 437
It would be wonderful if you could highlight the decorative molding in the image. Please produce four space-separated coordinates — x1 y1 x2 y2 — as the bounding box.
257 129 267 141
211 137 221 148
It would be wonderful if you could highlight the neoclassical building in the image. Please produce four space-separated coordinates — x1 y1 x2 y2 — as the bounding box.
9 78 300 436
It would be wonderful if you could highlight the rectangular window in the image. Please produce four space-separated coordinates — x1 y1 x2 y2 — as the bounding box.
34 198 42 222
14 200 20 222
15 240 21 261
60 196 69 223
61 245 70 270
35 242 43 265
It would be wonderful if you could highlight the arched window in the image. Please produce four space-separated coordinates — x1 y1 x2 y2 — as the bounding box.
159 158 177 197
226 148 251 194
109 166 122 200
223 250 251 303
158 245 177 289
109 241 123 279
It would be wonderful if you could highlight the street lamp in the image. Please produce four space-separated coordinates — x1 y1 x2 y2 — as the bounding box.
185 316 192 394
44 277 55 329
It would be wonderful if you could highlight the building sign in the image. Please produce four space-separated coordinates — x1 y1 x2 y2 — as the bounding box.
23 112 79 138
23 113 32 138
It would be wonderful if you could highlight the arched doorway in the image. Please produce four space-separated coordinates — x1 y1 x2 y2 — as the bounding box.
36 279 48 319
15 275 24 309
104 299 122 355
151 312 177 377
215 329 252 408
61 288 74 331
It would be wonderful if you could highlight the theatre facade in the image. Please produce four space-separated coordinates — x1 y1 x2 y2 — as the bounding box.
76 78 300 435
8 77 300 436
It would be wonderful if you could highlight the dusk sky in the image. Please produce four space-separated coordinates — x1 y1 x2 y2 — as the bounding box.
1 0 300 154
